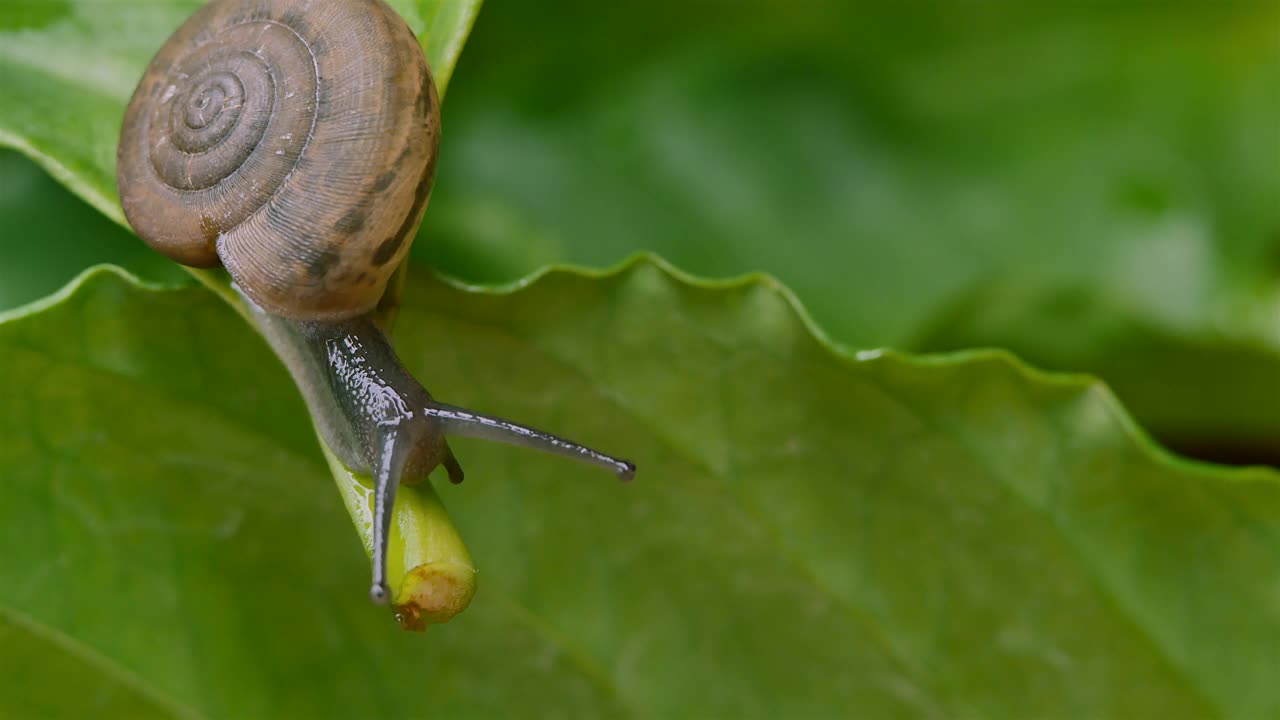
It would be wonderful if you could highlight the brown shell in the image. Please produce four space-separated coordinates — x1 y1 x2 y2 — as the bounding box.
117 0 440 321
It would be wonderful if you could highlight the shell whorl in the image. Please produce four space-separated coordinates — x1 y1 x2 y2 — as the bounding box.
117 0 440 320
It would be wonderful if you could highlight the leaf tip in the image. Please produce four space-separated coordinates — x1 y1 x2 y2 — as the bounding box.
393 560 478 631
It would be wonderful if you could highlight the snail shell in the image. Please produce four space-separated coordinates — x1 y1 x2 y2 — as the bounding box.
117 0 440 321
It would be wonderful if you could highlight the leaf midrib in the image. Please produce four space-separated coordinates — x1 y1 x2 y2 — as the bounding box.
0 606 205 720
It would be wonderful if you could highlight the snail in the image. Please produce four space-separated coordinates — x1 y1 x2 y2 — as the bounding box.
115 0 635 605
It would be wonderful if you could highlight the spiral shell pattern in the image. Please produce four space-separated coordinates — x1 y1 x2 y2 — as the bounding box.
117 0 440 320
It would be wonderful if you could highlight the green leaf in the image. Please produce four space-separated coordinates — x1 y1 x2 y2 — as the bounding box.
1 1 1276 713
0 149 188 309
2 261 1277 718
416 0 1280 451
915 282 1280 463
0 608 189 720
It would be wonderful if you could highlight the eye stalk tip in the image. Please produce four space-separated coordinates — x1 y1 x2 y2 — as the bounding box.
617 461 637 483
370 582 390 605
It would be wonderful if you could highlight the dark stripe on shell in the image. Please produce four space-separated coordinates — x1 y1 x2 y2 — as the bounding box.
307 246 340 277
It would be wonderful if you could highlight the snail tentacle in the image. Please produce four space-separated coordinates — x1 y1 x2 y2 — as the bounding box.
423 403 638 482
442 442 466 484
370 424 409 605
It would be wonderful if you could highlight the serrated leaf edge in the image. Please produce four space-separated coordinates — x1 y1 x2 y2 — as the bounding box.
7 260 1276 487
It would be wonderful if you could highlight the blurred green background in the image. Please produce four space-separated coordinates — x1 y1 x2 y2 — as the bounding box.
4 0 1279 460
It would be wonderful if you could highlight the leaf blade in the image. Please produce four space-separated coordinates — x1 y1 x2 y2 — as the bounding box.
3 261 1275 717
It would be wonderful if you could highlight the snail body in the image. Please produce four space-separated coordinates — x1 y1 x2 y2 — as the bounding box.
117 0 634 605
